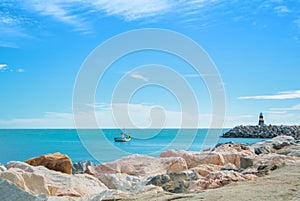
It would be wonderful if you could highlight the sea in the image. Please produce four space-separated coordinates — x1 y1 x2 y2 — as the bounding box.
0 129 266 165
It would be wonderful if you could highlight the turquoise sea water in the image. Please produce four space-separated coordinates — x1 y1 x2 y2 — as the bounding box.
0 129 266 164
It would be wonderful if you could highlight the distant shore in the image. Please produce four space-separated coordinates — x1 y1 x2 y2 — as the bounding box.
222 125 300 139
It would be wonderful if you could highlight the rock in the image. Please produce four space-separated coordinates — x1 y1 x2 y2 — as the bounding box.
190 164 221 177
287 150 300 157
0 164 7 172
72 160 93 174
87 154 187 177
25 153 73 174
5 161 107 197
0 178 47 201
161 145 256 169
147 171 199 193
251 142 273 155
98 173 146 193
221 163 236 170
0 168 49 195
188 170 257 193
212 143 256 168
254 153 300 176
160 150 225 168
240 157 254 169
273 135 295 141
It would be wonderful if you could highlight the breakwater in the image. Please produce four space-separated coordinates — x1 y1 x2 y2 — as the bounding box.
222 125 300 140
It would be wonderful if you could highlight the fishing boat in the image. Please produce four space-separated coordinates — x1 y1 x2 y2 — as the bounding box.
114 131 131 142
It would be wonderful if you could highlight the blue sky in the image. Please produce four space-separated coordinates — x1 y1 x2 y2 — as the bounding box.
1 0 300 128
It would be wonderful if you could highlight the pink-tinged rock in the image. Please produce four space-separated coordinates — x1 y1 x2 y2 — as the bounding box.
213 143 256 168
5 161 108 197
190 164 222 177
188 170 257 193
254 153 300 168
25 152 73 174
87 154 187 177
0 168 49 195
160 150 225 168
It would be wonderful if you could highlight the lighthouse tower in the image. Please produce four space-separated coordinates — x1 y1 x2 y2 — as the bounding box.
258 112 264 126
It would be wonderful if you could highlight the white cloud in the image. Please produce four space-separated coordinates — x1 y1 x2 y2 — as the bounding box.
0 64 8 70
271 103 300 111
239 90 300 100
130 72 149 82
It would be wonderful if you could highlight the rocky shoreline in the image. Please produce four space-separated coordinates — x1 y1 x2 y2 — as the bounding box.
222 125 300 139
1 135 300 201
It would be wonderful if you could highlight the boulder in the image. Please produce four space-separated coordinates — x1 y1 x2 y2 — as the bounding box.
87 154 187 177
272 135 295 141
188 170 257 193
98 173 146 193
0 168 49 195
147 171 199 193
213 143 256 168
5 161 107 197
0 178 47 201
240 157 254 169
161 146 255 169
0 164 7 172
287 150 300 157
25 153 72 174
72 160 93 174
160 150 225 168
254 153 300 176
190 164 221 177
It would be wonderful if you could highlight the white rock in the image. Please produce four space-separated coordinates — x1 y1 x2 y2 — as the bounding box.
288 150 300 157
0 178 47 201
272 135 294 141
0 168 49 195
5 161 108 197
0 164 7 172
98 173 146 193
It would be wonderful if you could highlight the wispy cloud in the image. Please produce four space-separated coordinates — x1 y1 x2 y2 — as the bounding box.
274 5 290 14
130 72 149 82
91 0 172 21
17 68 25 73
271 103 300 111
0 64 8 70
27 0 91 33
239 90 300 100
0 63 25 73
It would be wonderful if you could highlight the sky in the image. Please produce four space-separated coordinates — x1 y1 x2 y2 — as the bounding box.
0 0 300 128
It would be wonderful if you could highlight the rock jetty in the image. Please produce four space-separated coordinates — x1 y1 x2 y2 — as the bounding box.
0 136 300 200
222 125 300 139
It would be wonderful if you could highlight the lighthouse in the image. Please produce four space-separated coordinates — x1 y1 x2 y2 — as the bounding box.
258 112 264 126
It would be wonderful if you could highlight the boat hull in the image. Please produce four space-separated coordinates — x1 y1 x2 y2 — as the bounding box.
114 137 131 142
